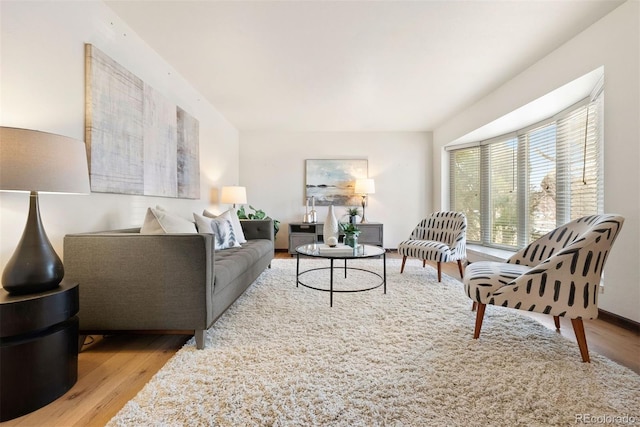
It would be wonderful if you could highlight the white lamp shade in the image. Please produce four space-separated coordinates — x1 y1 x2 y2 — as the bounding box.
221 186 247 204
354 178 375 195
0 127 90 194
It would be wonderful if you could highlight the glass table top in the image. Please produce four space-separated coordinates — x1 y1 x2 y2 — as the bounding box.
295 243 385 259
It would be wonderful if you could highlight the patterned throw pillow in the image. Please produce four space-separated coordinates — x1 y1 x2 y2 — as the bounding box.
210 217 240 250
193 213 240 250
203 209 247 244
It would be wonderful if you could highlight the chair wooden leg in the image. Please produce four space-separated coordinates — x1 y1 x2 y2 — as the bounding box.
473 303 486 339
400 256 407 273
457 260 464 279
571 318 590 363
471 301 477 312
422 259 426 268
553 316 561 330
437 262 442 282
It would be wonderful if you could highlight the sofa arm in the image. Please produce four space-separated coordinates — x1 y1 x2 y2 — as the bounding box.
241 219 274 242
63 231 215 332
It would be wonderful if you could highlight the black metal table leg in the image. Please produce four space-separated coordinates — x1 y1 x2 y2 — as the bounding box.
383 251 387 294
330 258 334 307
296 253 300 287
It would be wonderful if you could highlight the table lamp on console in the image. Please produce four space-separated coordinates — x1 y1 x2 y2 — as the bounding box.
0 127 90 295
221 185 247 209
354 178 375 223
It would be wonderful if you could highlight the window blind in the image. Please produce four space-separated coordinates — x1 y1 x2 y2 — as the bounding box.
448 91 603 251
450 147 481 242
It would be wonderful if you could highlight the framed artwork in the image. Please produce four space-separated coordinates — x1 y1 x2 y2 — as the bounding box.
85 44 200 199
305 159 368 206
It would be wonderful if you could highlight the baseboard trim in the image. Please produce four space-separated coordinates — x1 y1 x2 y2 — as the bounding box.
598 309 640 333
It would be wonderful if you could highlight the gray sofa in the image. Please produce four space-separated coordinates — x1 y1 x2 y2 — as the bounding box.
63 219 274 349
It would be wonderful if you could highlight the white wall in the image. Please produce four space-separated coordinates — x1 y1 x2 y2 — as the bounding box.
240 131 432 250
432 1 640 322
0 1 239 270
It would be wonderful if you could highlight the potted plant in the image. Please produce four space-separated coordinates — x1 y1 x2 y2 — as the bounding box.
237 205 280 237
346 207 361 224
339 222 361 248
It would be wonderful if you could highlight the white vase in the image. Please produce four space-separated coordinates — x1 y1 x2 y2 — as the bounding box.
323 205 339 245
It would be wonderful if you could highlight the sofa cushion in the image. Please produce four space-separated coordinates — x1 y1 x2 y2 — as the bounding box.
203 209 247 244
141 207 197 234
194 212 240 250
213 239 272 291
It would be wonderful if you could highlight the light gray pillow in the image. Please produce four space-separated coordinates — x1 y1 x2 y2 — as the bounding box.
141 207 197 234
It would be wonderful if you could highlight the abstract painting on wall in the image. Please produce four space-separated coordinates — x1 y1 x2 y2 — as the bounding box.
85 44 200 199
305 159 368 206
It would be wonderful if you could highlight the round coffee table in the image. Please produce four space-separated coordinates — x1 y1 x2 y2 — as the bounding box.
295 243 386 306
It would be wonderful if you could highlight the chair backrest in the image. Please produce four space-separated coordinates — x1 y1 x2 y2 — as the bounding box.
508 214 625 268
503 214 624 319
410 211 467 249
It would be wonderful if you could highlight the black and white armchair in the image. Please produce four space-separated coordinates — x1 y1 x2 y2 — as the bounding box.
463 214 624 362
398 211 467 282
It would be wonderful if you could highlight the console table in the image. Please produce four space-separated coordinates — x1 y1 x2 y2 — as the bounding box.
0 282 79 421
288 222 383 254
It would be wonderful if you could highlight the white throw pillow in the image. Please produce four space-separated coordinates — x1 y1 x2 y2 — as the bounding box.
194 213 240 250
203 208 247 244
193 213 214 234
141 208 197 234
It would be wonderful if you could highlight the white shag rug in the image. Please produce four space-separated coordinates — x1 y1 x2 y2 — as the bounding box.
108 258 640 426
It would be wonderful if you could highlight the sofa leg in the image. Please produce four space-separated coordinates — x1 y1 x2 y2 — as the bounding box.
195 330 206 349
437 262 442 282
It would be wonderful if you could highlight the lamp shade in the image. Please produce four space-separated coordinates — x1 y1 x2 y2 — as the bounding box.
0 127 90 194
221 186 247 205
354 178 375 195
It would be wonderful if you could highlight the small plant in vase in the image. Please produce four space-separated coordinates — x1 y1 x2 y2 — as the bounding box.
346 207 361 224
339 222 361 248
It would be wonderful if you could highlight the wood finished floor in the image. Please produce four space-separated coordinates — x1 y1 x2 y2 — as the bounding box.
5 251 638 426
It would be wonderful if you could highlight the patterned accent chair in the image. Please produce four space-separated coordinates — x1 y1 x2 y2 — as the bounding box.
398 211 467 282
464 214 624 362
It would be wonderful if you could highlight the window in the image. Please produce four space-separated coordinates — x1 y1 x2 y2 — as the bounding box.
449 92 603 250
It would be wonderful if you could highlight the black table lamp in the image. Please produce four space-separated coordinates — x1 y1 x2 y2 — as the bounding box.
0 127 90 295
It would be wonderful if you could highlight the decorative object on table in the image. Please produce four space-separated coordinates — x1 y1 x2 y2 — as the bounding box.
85 44 200 198
237 205 280 237
346 207 360 224
305 159 367 206
0 127 90 295
325 236 338 247
303 196 318 223
464 214 624 363
354 178 375 223
221 186 247 208
323 204 339 244
398 211 467 282
340 222 361 248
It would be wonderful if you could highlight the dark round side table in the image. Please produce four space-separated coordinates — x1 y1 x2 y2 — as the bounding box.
0 281 79 422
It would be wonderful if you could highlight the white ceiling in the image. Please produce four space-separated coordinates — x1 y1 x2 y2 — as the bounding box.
105 0 622 132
